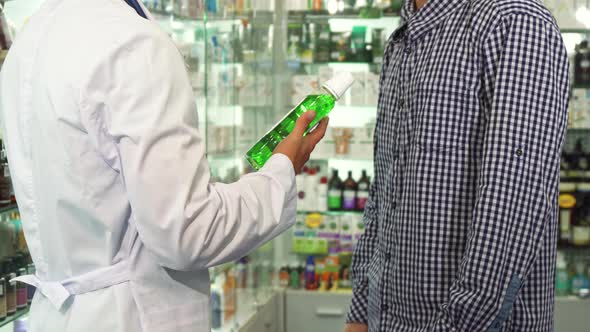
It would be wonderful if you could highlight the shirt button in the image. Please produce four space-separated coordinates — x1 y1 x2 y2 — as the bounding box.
515 148 523 157
404 47 412 55
384 252 391 261
398 99 404 108
382 303 389 312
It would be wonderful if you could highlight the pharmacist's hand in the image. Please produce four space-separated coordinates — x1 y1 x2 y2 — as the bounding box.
273 110 329 174
344 323 369 332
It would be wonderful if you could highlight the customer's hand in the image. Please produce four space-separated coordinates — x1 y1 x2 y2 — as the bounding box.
344 323 369 332
273 110 329 174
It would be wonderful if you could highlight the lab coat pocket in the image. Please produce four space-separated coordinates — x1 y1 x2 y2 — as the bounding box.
130 265 211 332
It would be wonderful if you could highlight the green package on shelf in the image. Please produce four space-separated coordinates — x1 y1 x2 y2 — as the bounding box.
292 237 329 255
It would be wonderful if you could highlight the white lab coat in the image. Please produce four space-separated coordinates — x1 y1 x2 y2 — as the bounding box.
0 0 297 331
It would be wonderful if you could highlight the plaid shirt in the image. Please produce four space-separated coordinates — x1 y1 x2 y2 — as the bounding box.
347 0 570 331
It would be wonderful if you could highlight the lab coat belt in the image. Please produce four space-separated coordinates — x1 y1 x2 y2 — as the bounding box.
11 260 131 311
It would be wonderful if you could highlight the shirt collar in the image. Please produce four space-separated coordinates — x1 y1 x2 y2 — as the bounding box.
401 0 470 43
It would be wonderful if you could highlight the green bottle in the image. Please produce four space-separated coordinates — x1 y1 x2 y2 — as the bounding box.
246 72 355 170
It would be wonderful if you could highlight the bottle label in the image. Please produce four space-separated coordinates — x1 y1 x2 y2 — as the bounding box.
342 190 356 210
559 194 576 209
572 226 590 246
328 190 341 209
560 210 571 240
356 191 369 210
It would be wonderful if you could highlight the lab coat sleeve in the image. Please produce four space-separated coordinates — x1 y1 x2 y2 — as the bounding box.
433 14 570 331
79 22 297 271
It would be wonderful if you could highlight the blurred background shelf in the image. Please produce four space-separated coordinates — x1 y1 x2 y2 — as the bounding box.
0 309 28 329
0 203 17 214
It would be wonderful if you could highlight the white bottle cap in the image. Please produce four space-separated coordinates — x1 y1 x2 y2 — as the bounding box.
322 72 355 100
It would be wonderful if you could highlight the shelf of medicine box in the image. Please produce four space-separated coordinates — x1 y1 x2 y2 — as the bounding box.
0 308 28 328
288 61 383 74
557 243 590 251
560 28 590 34
149 7 252 22
290 60 382 69
309 155 375 162
292 11 400 21
285 288 352 295
0 203 18 215
296 210 364 216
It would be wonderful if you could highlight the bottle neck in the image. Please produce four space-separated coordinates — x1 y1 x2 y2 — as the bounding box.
322 85 339 100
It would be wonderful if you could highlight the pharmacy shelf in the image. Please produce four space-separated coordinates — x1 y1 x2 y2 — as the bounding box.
285 288 352 296
297 210 364 216
149 8 250 22
560 28 590 34
0 309 28 328
0 203 18 214
211 289 275 332
309 155 374 162
558 244 590 251
298 12 400 20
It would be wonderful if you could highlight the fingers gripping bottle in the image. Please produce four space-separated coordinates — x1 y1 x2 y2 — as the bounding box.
246 72 355 170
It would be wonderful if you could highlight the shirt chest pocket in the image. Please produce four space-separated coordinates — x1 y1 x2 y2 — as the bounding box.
412 85 479 152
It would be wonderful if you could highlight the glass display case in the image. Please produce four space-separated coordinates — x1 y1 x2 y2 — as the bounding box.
142 2 403 330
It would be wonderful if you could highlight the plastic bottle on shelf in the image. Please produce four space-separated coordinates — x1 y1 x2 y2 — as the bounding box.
571 262 590 297
558 181 576 246
328 169 343 211
236 257 247 289
574 40 590 88
3 259 16 316
305 167 319 211
0 140 11 205
305 256 317 290
0 272 5 322
289 263 300 289
279 266 290 288
296 167 308 211
210 275 224 329
570 140 588 182
223 269 236 322
555 252 571 297
342 171 358 211
356 170 370 211
16 265 27 310
572 183 590 247
317 175 329 212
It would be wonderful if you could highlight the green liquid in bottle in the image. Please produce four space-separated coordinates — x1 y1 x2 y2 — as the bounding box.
246 93 336 170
